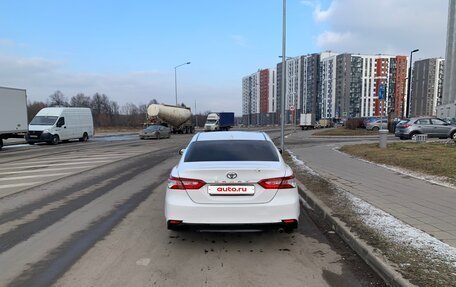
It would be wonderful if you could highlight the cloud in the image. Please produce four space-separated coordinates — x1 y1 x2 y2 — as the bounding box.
300 0 316 8
230 34 249 47
311 0 448 58
316 31 353 48
0 53 242 114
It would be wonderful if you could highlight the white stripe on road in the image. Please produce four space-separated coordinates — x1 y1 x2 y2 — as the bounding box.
0 181 43 189
0 172 71 182
0 157 121 167
0 160 111 171
0 166 91 176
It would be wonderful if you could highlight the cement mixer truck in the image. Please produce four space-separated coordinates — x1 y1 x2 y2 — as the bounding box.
146 104 195 134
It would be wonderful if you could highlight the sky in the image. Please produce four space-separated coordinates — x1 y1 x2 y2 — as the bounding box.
0 0 449 115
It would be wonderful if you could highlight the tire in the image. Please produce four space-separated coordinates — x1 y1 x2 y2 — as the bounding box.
451 131 456 141
50 135 59 145
372 126 379 131
0 139 3 150
409 132 419 140
28 142 35 145
79 132 88 142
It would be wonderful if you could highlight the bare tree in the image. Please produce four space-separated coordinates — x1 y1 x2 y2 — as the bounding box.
70 93 91 107
49 90 68 107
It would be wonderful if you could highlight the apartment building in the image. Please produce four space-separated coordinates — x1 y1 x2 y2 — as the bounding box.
242 68 276 125
437 0 456 119
411 58 445 117
326 53 408 119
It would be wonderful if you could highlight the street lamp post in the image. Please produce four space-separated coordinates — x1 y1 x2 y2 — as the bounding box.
280 0 286 152
174 62 191 106
406 49 419 118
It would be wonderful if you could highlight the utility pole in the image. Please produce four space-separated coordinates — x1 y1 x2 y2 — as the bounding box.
280 0 286 152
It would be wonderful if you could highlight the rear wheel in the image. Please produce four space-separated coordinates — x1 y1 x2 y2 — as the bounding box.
451 131 456 141
372 126 379 131
0 139 3 150
409 132 419 140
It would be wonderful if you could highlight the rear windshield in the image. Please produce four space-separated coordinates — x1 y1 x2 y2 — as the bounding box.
184 140 280 162
30 116 58 125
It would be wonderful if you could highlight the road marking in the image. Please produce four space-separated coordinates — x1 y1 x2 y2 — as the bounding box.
0 182 43 189
0 172 71 182
1 157 119 167
0 160 111 171
0 166 90 176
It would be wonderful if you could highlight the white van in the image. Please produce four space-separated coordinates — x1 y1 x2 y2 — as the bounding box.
26 107 94 145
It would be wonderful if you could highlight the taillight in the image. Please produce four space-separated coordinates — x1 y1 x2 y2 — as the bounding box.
168 176 206 190
402 124 412 128
258 175 296 189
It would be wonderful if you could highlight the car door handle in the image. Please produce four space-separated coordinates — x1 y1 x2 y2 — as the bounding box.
64 126 66 128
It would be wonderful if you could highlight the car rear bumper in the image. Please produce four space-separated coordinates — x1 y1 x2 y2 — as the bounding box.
165 188 300 228
167 221 298 231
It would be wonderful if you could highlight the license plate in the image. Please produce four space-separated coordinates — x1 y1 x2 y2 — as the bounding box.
208 185 255 195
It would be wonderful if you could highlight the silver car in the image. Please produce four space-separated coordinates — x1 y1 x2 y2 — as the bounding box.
366 119 388 131
139 124 171 140
395 117 456 140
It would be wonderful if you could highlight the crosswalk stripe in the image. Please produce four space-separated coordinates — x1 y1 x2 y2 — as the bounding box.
0 166 91 176
0 172 71 182
0 160 111 172
0 182 44 189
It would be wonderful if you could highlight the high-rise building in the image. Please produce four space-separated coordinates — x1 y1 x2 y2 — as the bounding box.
411 58 445 117
276 54 320 123
242 68 276 125
301 54 321 120
319 52 338 119
328 53 408 119
437 0 456 119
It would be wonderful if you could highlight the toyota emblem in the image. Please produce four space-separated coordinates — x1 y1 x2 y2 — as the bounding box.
226 172 238 179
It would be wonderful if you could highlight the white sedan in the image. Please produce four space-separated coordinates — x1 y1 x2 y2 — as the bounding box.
165 131 300 232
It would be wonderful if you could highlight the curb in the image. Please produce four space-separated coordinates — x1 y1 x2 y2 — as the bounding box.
296 179 416 287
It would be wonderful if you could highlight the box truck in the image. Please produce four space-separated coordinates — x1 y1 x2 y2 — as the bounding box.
204 112 235 131
0 87 28 150
299 113 315 130
26 107 94 145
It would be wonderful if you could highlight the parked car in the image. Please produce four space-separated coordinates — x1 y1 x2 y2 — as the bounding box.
139 124 171 139
165 131 299 232
366 119 388 131
362 117 380 128
395 117 456 140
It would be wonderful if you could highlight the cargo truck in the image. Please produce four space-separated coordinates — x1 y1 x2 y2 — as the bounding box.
147 104 194 134
0 87 28 150
299 113 315 130
204 112 235 131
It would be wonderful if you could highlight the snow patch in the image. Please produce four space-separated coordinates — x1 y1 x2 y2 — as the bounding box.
342 189 456 267
287 150 320 176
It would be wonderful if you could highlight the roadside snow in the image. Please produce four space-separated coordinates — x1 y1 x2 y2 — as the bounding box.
288 149 456 268
344 190 456 267
287 150 320 176
332 146 456 190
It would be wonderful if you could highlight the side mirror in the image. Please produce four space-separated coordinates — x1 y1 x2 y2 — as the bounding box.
278 148 283 154
179 149 185 155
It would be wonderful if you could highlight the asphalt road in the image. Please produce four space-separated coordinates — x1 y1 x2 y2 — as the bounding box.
0 130 385 287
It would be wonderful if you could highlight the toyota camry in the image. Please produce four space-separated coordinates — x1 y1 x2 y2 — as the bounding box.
165 131 299 232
